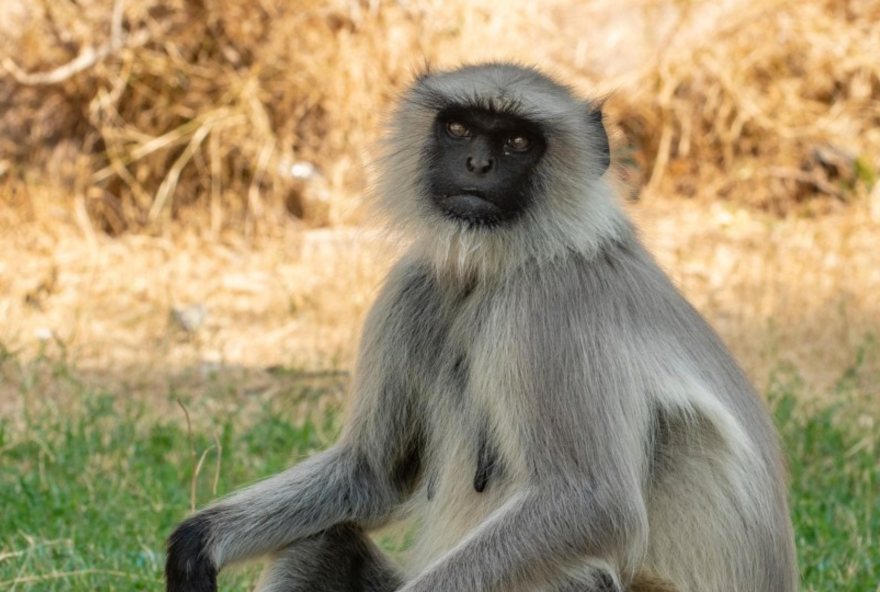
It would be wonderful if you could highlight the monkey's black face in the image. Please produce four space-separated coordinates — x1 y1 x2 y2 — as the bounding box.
425 107 547 227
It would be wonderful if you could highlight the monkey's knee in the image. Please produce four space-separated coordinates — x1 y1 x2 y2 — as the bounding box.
254 524 401 592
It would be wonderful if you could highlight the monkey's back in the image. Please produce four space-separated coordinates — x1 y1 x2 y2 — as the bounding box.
601 240 798 592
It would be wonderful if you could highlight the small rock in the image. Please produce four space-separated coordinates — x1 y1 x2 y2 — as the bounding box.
171 304 207 333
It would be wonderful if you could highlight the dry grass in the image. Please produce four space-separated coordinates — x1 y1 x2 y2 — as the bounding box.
2 200 878 421
1 0 877 233
0 0 878 417
1 0 430 233
609 0 880 214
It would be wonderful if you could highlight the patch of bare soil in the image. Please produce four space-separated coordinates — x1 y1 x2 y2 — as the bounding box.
2 200 878 421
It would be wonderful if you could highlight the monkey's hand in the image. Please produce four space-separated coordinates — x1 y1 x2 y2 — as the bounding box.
166 514 218 592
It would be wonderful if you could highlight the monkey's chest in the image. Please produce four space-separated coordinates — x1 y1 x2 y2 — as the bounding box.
408 362 521 568
404 284 527 569
408 408 517 571
423 406 500 502
419 286 523 496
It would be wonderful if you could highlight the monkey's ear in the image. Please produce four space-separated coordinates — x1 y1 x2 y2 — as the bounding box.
587 105 611 175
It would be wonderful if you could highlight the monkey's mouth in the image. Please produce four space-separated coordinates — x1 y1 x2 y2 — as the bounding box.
434 191 505 224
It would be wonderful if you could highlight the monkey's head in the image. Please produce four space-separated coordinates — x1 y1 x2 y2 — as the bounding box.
375 62 627 277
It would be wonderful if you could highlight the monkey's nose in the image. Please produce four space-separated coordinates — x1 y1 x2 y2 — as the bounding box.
466 156 493 175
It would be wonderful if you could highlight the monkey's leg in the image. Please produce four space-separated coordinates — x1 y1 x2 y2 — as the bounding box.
254 524 403 592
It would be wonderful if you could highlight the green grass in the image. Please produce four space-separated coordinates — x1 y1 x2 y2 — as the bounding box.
769 356 880 591
0 354 877 591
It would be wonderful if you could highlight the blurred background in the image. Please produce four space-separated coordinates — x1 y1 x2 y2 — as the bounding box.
0 0 878 590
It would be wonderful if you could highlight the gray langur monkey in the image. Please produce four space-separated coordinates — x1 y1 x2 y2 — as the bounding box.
166 62 798 592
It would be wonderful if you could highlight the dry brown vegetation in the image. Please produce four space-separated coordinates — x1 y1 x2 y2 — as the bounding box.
2 0 878 231
1 0 878 414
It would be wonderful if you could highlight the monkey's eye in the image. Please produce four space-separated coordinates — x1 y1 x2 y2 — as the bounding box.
446 121 471 138
505 134 531 151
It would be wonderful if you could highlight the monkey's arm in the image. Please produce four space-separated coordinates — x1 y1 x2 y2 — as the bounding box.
402 479 647 592
166 444 398 588
166 265 432 592
399 417 649 592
